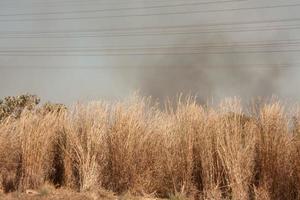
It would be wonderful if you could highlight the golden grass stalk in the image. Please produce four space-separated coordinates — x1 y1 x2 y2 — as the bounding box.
61 102 108 191
0 96 299 200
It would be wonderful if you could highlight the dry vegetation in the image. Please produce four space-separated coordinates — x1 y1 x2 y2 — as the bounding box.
1 95 300 199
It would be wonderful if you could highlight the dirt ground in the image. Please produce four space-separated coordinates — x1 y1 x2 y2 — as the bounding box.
0 188 162 200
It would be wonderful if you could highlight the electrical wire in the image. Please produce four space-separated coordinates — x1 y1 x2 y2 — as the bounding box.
0 0 246 17
1 3 299 21
0 49 300 56
1 24 300 38
2 39 300 51
1 17 300 35
1 63 299 69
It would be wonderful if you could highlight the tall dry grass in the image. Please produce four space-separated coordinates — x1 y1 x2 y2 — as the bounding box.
60 102 109 191
1 96 300 199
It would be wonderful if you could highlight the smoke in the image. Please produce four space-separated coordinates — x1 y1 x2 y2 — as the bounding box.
127 34 287 103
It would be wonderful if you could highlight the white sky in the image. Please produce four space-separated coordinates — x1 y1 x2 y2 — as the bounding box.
0 0 300 103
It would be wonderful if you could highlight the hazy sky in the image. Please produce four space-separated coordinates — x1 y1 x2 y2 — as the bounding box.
0 0 300 103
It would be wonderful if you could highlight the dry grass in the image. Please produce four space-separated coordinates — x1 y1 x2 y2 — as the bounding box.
1 95 300 199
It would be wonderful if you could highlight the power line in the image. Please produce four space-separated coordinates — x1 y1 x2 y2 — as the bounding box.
2 39 300 51
1 63 299 69
0 0 226 7
0 0 246 17
0 49 300 56
1 24 299 38
1 18 300 35
2 39 300 50
1 3 299 21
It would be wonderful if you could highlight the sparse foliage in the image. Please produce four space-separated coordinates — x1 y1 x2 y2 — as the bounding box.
0 94 40 120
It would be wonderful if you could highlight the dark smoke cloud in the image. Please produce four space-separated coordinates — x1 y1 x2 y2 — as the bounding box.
131 34 286 103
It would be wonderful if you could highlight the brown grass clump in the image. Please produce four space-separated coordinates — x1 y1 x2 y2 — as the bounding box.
215 98 257 199
103 97 163 195
254 103 295 199
60 102 108 191
2 95 300 199
0 111 62 192
18 112 61 191
0 118 21 193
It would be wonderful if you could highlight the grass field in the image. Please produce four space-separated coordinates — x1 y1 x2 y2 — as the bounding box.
0 95 300 200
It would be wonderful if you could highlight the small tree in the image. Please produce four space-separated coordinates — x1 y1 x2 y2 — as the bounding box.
0 94 40 121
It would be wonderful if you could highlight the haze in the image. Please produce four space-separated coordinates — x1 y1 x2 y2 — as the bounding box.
0 0 300 103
